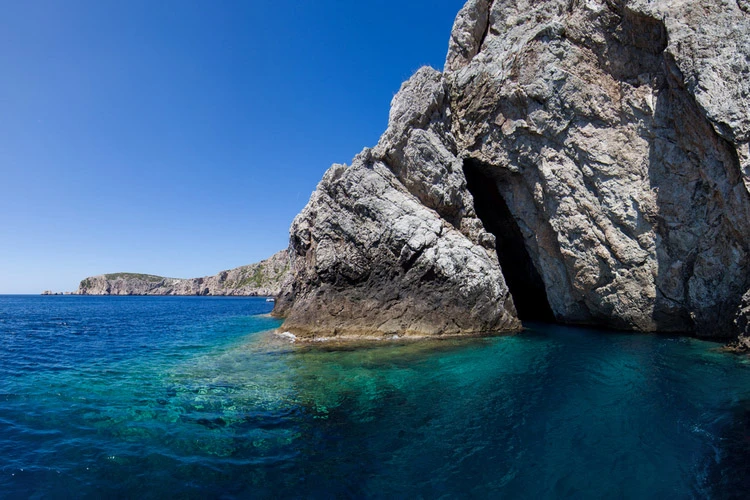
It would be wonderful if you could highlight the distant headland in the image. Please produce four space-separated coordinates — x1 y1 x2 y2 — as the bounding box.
68 250 288 297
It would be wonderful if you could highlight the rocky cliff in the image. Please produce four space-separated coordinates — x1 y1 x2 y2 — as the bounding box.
76 250 289 296
274 0 750 341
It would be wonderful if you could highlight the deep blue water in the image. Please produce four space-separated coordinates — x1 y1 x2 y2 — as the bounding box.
1 296 749 499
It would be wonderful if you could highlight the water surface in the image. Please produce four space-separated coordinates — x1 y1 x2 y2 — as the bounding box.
0 295 748 498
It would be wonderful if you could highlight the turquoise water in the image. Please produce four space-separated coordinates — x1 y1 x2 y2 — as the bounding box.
1 296 749 498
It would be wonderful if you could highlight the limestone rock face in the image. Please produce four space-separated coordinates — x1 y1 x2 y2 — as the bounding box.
444 0 750 336
272 149 520 339
732 290 750 351
276 0 750 339
76 250 289 297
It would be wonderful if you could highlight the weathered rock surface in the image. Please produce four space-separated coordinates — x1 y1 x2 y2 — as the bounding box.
730 290 750 351
275 0 750 339
272 149 520 339
76 250 289 297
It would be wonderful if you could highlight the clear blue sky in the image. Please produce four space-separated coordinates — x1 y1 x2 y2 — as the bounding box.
0 0 465 294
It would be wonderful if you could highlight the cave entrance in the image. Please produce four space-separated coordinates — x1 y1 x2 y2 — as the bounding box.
463 159 555 322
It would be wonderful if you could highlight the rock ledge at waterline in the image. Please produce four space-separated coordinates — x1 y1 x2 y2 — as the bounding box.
273 0 750 342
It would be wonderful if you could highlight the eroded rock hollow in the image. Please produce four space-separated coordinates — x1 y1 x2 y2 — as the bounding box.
462 158 556 322
274 0 750 340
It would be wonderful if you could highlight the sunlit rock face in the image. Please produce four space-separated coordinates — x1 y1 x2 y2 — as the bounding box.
733 291 750 351
275 0 750 339
272 69 521 339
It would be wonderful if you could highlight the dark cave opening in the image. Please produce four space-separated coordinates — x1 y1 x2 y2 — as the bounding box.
463 159 556 322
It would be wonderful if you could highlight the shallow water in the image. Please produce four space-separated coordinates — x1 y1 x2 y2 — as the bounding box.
0 296 749 498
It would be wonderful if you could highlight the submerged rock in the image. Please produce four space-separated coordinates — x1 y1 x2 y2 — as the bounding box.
275 0 750 339
76 250 289 297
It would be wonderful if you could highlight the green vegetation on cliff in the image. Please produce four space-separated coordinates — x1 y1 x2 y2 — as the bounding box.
102 273 168 282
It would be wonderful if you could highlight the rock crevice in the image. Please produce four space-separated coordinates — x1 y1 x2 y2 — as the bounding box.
462 158 555 322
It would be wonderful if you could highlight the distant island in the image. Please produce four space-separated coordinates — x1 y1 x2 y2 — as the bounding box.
70 250 288 297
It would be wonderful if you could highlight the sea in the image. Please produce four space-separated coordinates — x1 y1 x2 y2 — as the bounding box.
0 295 748 499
